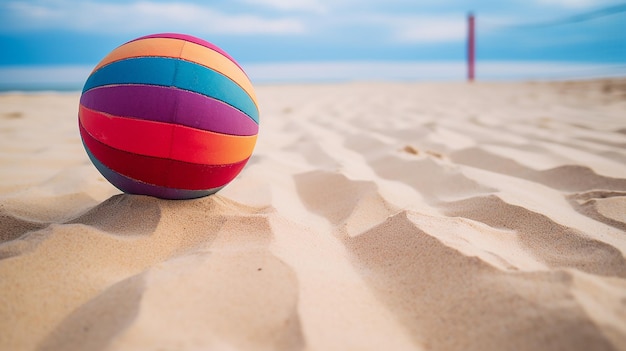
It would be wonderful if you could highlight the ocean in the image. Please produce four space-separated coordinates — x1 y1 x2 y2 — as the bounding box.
1 61 625 91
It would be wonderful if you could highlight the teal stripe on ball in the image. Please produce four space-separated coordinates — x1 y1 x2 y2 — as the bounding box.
83 57 259 123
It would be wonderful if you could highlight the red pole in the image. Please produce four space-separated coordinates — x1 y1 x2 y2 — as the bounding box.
467 13 475 82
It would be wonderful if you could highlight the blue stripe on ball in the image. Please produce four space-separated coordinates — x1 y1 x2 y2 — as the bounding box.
83 57 259 122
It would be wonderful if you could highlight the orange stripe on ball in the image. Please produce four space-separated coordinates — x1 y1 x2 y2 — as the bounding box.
91 37 258 108
79 105 257 165
80 122 250 190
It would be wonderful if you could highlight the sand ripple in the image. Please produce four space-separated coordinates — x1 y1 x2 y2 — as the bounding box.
1 80 625 350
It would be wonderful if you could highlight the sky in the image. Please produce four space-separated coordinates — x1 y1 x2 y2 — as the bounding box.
0 0 625 85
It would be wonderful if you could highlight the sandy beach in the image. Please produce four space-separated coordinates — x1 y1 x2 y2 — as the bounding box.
1 79 626 351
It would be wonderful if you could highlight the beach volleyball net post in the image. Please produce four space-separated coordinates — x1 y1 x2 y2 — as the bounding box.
468 13 475 82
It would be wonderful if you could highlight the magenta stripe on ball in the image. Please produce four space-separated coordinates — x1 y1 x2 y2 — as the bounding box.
129 33 244 71
80 85 259 136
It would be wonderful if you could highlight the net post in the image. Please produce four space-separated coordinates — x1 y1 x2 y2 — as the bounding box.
467 12 475 82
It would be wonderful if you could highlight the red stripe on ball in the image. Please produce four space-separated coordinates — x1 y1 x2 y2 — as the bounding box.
80 122 249 190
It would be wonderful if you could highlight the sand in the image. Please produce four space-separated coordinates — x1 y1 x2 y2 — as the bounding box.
1 79 626 351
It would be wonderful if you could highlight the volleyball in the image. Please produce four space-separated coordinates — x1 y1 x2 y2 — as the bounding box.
79 33 259 200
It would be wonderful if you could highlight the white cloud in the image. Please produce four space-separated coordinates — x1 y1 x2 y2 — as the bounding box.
2 0 305 35
394 17 466 43
240 0 328 13
3 0 582 45
535 0 616 8
355 14 468 43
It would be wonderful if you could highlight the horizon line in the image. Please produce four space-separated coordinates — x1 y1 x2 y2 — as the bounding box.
0 60 625 91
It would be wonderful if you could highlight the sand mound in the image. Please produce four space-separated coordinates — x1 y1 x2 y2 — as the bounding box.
1 80 625 350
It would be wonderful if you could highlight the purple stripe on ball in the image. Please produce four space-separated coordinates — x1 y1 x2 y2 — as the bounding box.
80 85 259 136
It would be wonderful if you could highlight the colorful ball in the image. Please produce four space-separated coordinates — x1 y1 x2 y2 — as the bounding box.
79 33 259 200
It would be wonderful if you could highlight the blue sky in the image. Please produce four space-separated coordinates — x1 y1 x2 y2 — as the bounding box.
1 0 625 64
0 0 624 84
